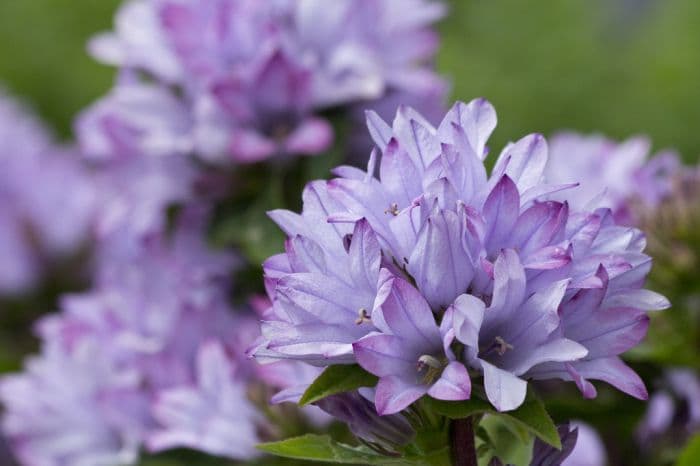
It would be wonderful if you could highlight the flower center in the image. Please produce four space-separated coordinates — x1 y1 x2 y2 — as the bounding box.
355 308 371 325
416 354 446 385
480 336 514 358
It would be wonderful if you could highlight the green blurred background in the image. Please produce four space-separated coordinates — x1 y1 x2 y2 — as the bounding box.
1 0 700 163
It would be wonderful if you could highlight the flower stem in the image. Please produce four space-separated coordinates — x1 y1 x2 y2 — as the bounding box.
449 417 477 466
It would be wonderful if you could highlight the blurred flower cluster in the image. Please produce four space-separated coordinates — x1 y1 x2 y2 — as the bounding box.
0 91 94 297
78 0 447 164
0 1 698 466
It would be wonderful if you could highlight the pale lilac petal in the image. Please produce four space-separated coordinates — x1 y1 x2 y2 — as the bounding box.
568 308 649 358
512 201 568 257
366 110 392 151
375 376 428 415
375 277 441 348
275 273 365 324
483 176 520 252
408 209 474 309
348 219 381 293
353 334 415 378
488 250 526 319
604 289 670 311
392 107 440 171
513 339 588 376
287 236 327 275
523 244 572 270
493 134 548 194
437 98 497 160
327 178 395 248
427 361 471 401
481 360 527 412
450 294 486 350
380 138 423 207
503 279 568 345
445 123 488 201
569 357 648 400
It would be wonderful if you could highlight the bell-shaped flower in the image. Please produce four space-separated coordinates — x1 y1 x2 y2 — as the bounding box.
449 250 588 411
354 274 471 415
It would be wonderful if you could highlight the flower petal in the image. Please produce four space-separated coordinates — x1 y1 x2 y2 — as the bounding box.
408 209 474 309
375 276 441 348
450 294 486 350
569 357 648 400
437 98 496 160
427 361 471 401
483 176 520 253
481 360 527 412
353 334 414 378
493 134 548 193
375 375 428 415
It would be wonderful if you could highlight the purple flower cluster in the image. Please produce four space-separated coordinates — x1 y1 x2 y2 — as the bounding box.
545 132 680 225
0 210 262 464
0 90 95 295
78 0 446 164
253 98 669 414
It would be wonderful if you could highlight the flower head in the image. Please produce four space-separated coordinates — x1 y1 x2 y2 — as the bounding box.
80 0 446 163
0 338 145 466
253 98 667 413
545 132 680 224
1 210 260 464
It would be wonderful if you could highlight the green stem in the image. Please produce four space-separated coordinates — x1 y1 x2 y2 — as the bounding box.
449 417 477 466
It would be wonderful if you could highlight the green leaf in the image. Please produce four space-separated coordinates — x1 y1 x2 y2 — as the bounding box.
258 434 449 465
478 415 534 466
299 364 378 406
677 434 700 466
425 389 560 449
503 391 560 449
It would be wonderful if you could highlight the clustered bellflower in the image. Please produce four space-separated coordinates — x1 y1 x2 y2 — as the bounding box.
78 0 446 164
545 132 680 225
253 98 669 414
0 90 95 295
0 210 262 464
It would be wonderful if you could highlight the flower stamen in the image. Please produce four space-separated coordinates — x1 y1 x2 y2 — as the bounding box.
480 336 514 358
416 354 445 385
494 336 513 355
355 308 371 325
